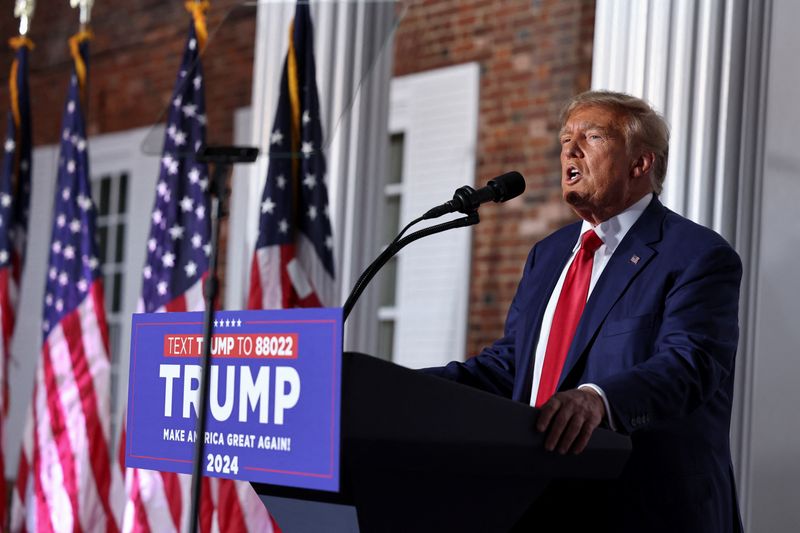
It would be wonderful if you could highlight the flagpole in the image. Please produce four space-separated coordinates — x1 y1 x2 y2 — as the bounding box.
189 145 257 533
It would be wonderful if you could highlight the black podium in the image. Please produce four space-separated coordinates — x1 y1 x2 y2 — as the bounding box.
252 352 631 532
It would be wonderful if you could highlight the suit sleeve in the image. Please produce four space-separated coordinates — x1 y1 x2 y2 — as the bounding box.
596 243 743 435
421 244 539 399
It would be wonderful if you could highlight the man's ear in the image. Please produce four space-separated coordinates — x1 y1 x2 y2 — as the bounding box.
631 152 655 179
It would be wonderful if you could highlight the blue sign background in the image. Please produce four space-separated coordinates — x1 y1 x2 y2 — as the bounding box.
125 308 342 492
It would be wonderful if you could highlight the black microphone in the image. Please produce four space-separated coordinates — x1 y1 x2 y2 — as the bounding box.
422 171 526 220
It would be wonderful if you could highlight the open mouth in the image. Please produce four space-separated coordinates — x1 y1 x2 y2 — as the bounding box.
566 166 582 183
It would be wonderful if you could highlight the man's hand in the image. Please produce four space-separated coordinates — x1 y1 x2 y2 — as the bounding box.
536 388 606 455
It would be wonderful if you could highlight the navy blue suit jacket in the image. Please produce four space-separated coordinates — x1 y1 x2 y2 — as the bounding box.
430 196 743 532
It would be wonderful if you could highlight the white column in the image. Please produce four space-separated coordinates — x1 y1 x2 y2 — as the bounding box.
591 0 772 527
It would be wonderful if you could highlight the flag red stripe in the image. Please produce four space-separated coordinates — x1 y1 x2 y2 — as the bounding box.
279 244 296 308
41 342 82 532
165 293 188 313
61 308 118 533
31 381 55 533
216 480 247 532
247 254 263 310
159 471 183 530
200 477 214 533
129 469 152 533
90 281 111 358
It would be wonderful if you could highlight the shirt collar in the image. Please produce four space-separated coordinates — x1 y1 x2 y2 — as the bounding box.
574 193 654 253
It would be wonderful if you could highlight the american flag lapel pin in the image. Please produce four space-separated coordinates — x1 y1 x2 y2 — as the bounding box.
630 254 640 265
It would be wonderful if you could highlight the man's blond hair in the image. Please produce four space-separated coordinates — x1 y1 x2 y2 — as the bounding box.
560 90 670 194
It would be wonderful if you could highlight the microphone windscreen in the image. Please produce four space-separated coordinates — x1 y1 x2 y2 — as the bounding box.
490 171 526 202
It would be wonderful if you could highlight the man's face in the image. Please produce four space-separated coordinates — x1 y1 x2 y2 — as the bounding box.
559 105 643 224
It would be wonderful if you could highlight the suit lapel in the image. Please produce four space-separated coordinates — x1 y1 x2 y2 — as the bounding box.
556 198 667 391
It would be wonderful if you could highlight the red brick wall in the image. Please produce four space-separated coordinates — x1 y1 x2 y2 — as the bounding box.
394 0 595 356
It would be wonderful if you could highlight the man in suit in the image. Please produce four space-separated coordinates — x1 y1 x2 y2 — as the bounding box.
428 91 743 532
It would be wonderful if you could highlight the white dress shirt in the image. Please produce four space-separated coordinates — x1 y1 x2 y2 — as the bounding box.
529 193 653 426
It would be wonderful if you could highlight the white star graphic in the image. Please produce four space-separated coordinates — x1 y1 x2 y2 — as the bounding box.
237 319 242 327
195 205 205 220
180 196 194 212
45 293 53 306
199 178 208 191
77 139 87 152
173 95 183 108
158 281 168 295
49 267 57 280
62 188 71 200
63 245 75 260
52 241 62 254
67 100 76 113
62 129 70 140
301 141 313 158
88 256 99 270
77 279 88 292
303 173 317 189
162 154 174 169
276 175 287 189
70 219 82 233
168 160 179 175
302 110 311 125
278 219 289 233
162 252 176 267
173 130 187 146
214 319 219 327
143 266 152 279
169 225 185 240
0 250 8 264
58 272 68 286
261 197 275 214
191 233 203 249
184 261 198 277
189 38 197 50
188 168 200 183
148 238 157 252
157 182 169 197
77 195 92 211
308 206 317 220
182 104 197 118
66 160 76 174
193 75 202 90
4 139 14 152
56 299 64 312
203 244 211 256
152 210 163 224
1 194 12 207
271 130 284 145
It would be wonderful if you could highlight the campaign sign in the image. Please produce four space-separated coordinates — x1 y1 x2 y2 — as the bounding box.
125 307 342 492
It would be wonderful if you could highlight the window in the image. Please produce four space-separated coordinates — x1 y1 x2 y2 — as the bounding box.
375 133 405 360
91 171 129 433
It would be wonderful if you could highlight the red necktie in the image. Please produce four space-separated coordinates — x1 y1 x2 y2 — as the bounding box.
535 229 603 407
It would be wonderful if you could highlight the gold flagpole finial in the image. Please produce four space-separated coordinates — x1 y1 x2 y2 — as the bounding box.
14 0 36 36
69 0 94 28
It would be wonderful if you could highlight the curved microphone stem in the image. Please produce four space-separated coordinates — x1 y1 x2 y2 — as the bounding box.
343 211 480 322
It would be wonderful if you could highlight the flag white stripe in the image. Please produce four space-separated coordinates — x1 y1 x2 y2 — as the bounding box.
296 232 335 306
184 278 205 311
238 481 272 532
255 246 283 308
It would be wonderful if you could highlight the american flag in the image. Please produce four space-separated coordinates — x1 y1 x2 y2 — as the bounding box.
2 35 33 531
10 34 121 532
120 14 276 533
248 2 335 310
